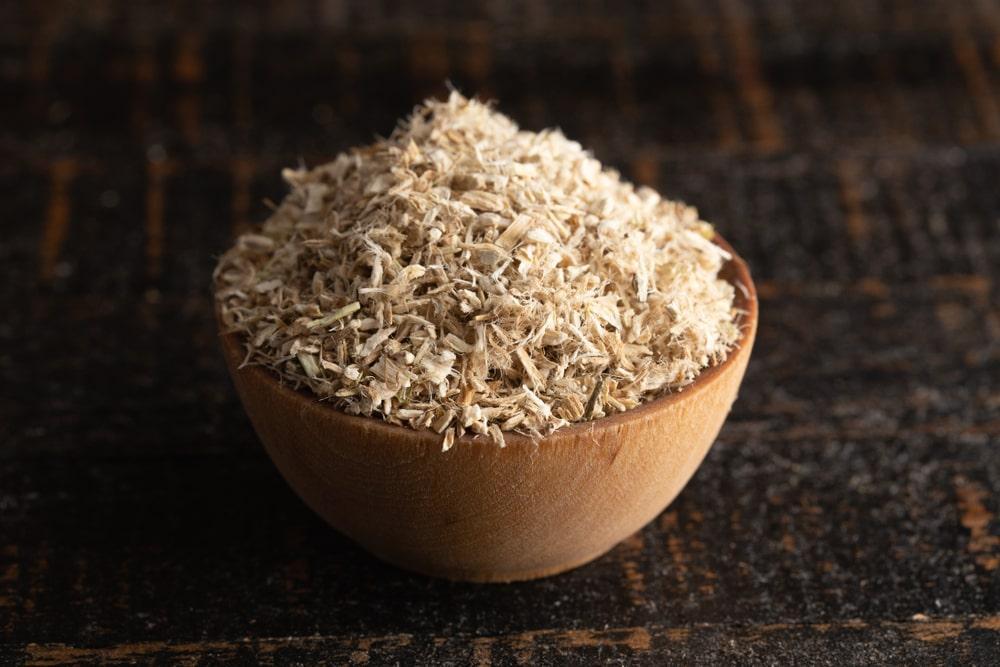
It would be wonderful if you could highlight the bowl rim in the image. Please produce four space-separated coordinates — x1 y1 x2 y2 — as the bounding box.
217 233 757 449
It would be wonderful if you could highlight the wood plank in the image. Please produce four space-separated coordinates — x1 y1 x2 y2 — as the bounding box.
9 617 1000 665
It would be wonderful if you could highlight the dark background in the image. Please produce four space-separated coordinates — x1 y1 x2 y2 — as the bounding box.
2 1 1000 664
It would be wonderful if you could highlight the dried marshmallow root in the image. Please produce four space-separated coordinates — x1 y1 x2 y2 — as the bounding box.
214 92 740 449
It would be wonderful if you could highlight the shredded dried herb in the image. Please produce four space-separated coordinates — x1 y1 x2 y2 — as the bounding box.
214 92 740 449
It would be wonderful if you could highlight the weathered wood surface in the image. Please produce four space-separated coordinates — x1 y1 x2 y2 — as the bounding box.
1 1 999 664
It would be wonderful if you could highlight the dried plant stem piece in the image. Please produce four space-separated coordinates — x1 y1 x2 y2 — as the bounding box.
307 301 360 329
583 375 606 422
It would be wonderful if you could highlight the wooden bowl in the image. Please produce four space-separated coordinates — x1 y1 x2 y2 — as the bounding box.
218 235 757 582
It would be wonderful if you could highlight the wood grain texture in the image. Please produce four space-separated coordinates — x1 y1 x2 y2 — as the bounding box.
1 0 999 663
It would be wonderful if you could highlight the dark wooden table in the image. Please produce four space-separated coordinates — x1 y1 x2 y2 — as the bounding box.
2 1 999 664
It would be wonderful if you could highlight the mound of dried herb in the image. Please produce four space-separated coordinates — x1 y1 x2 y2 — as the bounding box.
214 92 740 449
